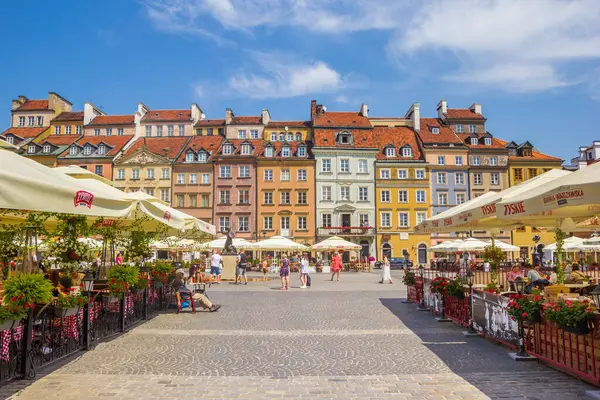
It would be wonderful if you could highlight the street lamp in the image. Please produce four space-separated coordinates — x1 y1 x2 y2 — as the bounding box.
464 271 479 336
579 249 585 264
511 276 533 359
417 265 427 310
82 270 95 294
512 277 526 295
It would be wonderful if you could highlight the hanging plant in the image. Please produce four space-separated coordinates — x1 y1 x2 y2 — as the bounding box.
106 265 139 298
3 273 54 309
402 270 416 286
46 215 94 274
483 245 505 285
554 228 567 284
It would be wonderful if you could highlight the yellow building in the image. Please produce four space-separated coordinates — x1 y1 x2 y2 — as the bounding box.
373 125 431 265
505 141 563 260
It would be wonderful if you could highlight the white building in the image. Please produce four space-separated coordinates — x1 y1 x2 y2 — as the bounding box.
311 101 377 260
565 141 600 171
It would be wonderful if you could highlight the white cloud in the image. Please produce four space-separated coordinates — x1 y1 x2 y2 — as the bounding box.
335 95 349 104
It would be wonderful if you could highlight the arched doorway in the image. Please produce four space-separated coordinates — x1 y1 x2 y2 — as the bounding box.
360 240 370 260
417 243 428 265
382 243 392 259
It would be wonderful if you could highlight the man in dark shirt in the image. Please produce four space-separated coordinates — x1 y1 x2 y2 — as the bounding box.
172 272 221 312
236 250 248 285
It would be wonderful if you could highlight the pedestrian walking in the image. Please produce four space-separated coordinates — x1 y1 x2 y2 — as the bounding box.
115 252 123 265
236 250 248 285
280 254 290 290
380 255 392 284
300 253 310 289
331 252 342 281
210 250 223 284
261 258 269 281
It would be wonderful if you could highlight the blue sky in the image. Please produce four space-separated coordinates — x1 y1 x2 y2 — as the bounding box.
1 0 600 163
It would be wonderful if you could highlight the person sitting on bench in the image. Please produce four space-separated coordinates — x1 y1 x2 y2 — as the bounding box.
172 272 221 312
526 265 549 293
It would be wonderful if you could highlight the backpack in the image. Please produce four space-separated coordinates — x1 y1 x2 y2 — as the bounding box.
306 274 311 287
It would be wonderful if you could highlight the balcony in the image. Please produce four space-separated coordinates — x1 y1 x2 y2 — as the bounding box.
318 226 375 237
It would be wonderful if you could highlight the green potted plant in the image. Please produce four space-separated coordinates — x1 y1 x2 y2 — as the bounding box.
51 293 89 317
3 273 53 311
0 304 27 331
402 269 416 286
445 277 466 299
106 265 139 302
150 262 173 288
430 277 449 295
483 244 505 287
543 299 595 335
135 273 150 294
506 294 544 324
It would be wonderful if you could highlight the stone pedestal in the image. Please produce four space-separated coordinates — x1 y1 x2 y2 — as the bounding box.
221 255 237 281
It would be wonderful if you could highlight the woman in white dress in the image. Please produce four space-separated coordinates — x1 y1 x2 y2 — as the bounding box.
380 256 392 284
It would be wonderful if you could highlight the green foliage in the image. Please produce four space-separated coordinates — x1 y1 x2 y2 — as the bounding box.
0 304 27 322
3 273 53 307
554 228 568 284
506 294 544 321
445 277 465 297
402 270 416 286
544 299 594 328
151 261 173 284
124 231 153 266
486 281 500 294
46 215 94 274
136 273 150 290
0 226 21 279
106 265 139 298
430 277 449 294
55 293 89 309
483 244 505 284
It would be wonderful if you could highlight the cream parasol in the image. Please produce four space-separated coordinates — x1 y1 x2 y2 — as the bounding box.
311 236 362 251
251 236 308 251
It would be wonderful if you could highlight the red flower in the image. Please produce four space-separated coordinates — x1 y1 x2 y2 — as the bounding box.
24 303 29 309
522 312 528 318
555 307 561 312
19 293 24 299
515 305 520 309
10 297 17 302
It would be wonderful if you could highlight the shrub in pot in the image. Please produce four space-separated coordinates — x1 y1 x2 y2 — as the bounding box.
506 294 544 323
106 265 139 299
544 299 595 335
51 293 89 317
150 262 172 288
445 277 466 299
0 305 27 331
402 270 416 286
3 273 53 311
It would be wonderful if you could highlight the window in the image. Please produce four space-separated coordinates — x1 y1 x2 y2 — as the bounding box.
250 130 259 139
338 133 351 144
54 126 61 135
340 187 350 201
219 190 230 204
470 137 478 145
295 133 302 141
6 136 14 144
237 129 246 139
416 212 427 225
189 173 197 184
98 145 106 155
322 214 332 227
287 133 293 141
18 117 25 126
145 188 154 197
469 124 477 133
398 190 408 203
198 152 207 162
106 128 112 136
359 214 369 226
239 165 250 178
201 195 209 207
455 156 463 166
208 128 214 136
297 192 307 204
264 191 273 204
117 169 125 180
132 169 140 180
43 144 51 153
186 153 194 162
83 145 92 155
528 168 538 178
297 146 306 157
76 126 82 135
263 169 273 181
223 144 233 155
265 147 274 157
397 169 408 179
416 190 426 203
456 193 466 205
93 165 103 176
298 169 307 181
472 156 481 166
398 213 409 228
161 168 169 179
270 133 277 141
220 166 231 178
298 216 307 230
156 126 163 137
196 128 202 136
380 169 390 179
280 216 290 230
490 156 497 166
65 126 71 135
189 195 197 207
514 168 523 181
280 169 290 181
92 129 100 137
117 128 124 136
146 168 154 179
241 144 251 155
455 172 464 185
321 159 331 172
484 137 492 146
380 190 391 203
177 173 185 184
358 159 368 173
160 189 170 202
37 116 43 126
178 125 185 136
437 172 447 185
358 187 368 201
28 116 34 126
321 186 332 201
402 147 412 157
437 156 445 165
432 127 439 134
473 173 482 185
279 133 285 141
281 146 291 157
416 169 425 179
69 146 77 156
491 173 499 185
27 145 35 154
202 173 210 184
263 216 273 230
385 147 396 157
381 212 391 227
456 124 464 133
280 191 291 204
340 159 350 172
219 216 230 232
177 195 184 208
239 190 250 204
218 128 224 136
145 126 152 137
438 193 448 205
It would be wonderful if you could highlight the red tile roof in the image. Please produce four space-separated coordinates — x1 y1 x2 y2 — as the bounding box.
495 139 563 162
40 135 82 146
142 110 191 122
267 121 311 128
417 118 464 145
456 133 507 150
14 100 50 111
257 141 313 159
313 129 376 148
373 126 423 161
52 111 84 122
61 135 134 158
231 116 262 124
1 127 47 139
122 136 190 160
175 136 224 162
88 115 135 126
446 108 485 120
194 119 226 127
216 139 263 156
314 111 371 128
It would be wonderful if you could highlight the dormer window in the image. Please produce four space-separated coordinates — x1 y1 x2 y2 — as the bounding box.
270 133 277 141
265 147 274 157
223 144 233 155
43 144 51 153
509 149 517 156
279 133 285 141
385 147 396 157
484 137 492 146
522 149 532 157
98 145 106 155
431 127 440 134
27 145 35 154
186 152 195 162
281 146 291 157
69 146 77 156
241 144 251 155
337 131 352 145
297 146 306 157
295 133 302 141
83 145 92 155
6 136 14 144
402 147 412 157
470 138 478 145
199 152 207 162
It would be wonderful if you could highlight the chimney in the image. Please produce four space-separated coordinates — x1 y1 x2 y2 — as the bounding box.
18 96 28 104
436 100 448 120
261 109 271 125
163 148 170 159
358 103 368 118
469 103 482 115
310 100 317 122
11 100 22 110
83 102 105 125
191 103 203 124
225 108 234 124
405 102 420 132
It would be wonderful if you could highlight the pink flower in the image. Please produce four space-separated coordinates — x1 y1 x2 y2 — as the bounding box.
522 312 528 318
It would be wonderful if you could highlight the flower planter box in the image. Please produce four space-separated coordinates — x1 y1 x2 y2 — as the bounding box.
102 294 120 306
560 322 591 335
46 305 80 318
0 319 16 332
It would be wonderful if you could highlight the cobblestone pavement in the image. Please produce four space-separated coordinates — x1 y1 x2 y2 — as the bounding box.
7 271 594 399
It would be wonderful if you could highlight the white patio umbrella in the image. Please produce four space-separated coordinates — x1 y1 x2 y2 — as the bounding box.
447 238 489 252
429 240 464 252
583 236 600 246
544 236 586 251
484 240 519 252
251 236 308 251
195 237 254 250
311 236 362 251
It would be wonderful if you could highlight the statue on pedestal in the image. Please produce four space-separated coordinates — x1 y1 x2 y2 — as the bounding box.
223 228 237 255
